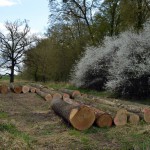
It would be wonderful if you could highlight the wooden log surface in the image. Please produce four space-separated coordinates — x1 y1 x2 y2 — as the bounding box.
51 98 95 130
29 87 36 93
0 85 8 94
63 98 113 127
41 88 70 99
114 109 128 126
22 85 30 93
59 89 81 98
36 90 52 101
10 83 22 94
143 108 150 123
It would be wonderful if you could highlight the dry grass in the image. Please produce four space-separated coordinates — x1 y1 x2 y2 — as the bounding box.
0 83 150 149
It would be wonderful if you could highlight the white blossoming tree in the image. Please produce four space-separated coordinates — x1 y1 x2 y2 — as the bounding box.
106 23 150 98
71 21 150 98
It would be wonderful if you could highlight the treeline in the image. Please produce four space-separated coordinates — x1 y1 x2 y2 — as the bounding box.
22 0 150 83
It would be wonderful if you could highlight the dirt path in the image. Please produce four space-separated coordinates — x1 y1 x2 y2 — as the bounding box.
0 93 120 150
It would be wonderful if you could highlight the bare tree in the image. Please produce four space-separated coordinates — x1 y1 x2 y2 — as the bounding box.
0 20 33 83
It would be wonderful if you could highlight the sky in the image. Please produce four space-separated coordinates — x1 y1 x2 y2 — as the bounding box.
0 0 49 35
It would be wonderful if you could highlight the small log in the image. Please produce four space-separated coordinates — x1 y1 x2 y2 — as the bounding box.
51 98 95 130
0 85 8 94
41 88 70 99
36 90 52 101
63 98 113 127
143 108 150 123
128 113 140 125
59 89 81 98
22 85 30 93
90 107 113 128
114 109 127 126
30 87 36 93
10 83 22 94
30 83 45 89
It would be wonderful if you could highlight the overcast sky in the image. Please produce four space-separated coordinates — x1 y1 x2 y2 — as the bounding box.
0 0 49 34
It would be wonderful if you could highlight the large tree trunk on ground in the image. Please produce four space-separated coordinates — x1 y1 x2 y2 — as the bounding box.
0 85 8 94
59 89 81 98
36 90 52 101
63 98 113 128
51 98 95 130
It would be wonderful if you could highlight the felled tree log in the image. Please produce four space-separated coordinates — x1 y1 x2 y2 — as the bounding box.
36 90 52 101
22 85 30 93
143 108 150 123
128 113 140 125
114 109 128 126
63 98 113 127
10 83 22 94
0 85 8 94
96 103 140 125
59 89 81 98
30 83 45 89
51 98 95 130
41 88 70 99
29 87 36 93
91 107 113 127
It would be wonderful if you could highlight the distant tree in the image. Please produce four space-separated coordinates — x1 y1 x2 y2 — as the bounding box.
0 20 34 82
120 0 150 31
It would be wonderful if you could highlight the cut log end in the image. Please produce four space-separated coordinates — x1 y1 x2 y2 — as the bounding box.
72 90 81 98
45 94 52 101
0 85 8 94
22 86 30 93
114 109 127 126
14 86 22 94
53 93 62 99
96 113 113 127
63 93 70 99
143 108 150 123
69 106 95 131
129 114 140 125
30 87 36 93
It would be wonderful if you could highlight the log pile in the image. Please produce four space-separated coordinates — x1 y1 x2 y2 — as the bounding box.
1 83 150 130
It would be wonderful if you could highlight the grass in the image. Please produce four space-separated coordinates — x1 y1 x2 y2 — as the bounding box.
0 123 34 146
0 111 8 119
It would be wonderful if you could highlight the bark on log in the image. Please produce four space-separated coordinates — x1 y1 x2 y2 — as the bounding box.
41 88 70 99
0 85 8 94
36 90 52 101
30 83 46 89
22 85 30 93
10 83 22 94
59 89 81 98
51 98 95 130
63 98 113 127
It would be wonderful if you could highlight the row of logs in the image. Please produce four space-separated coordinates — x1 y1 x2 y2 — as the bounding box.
1 83 150 130
30 84 150 130
0 84 38 94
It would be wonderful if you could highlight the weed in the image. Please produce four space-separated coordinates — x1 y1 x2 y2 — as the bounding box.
0 112 8 119
0 123 34 146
